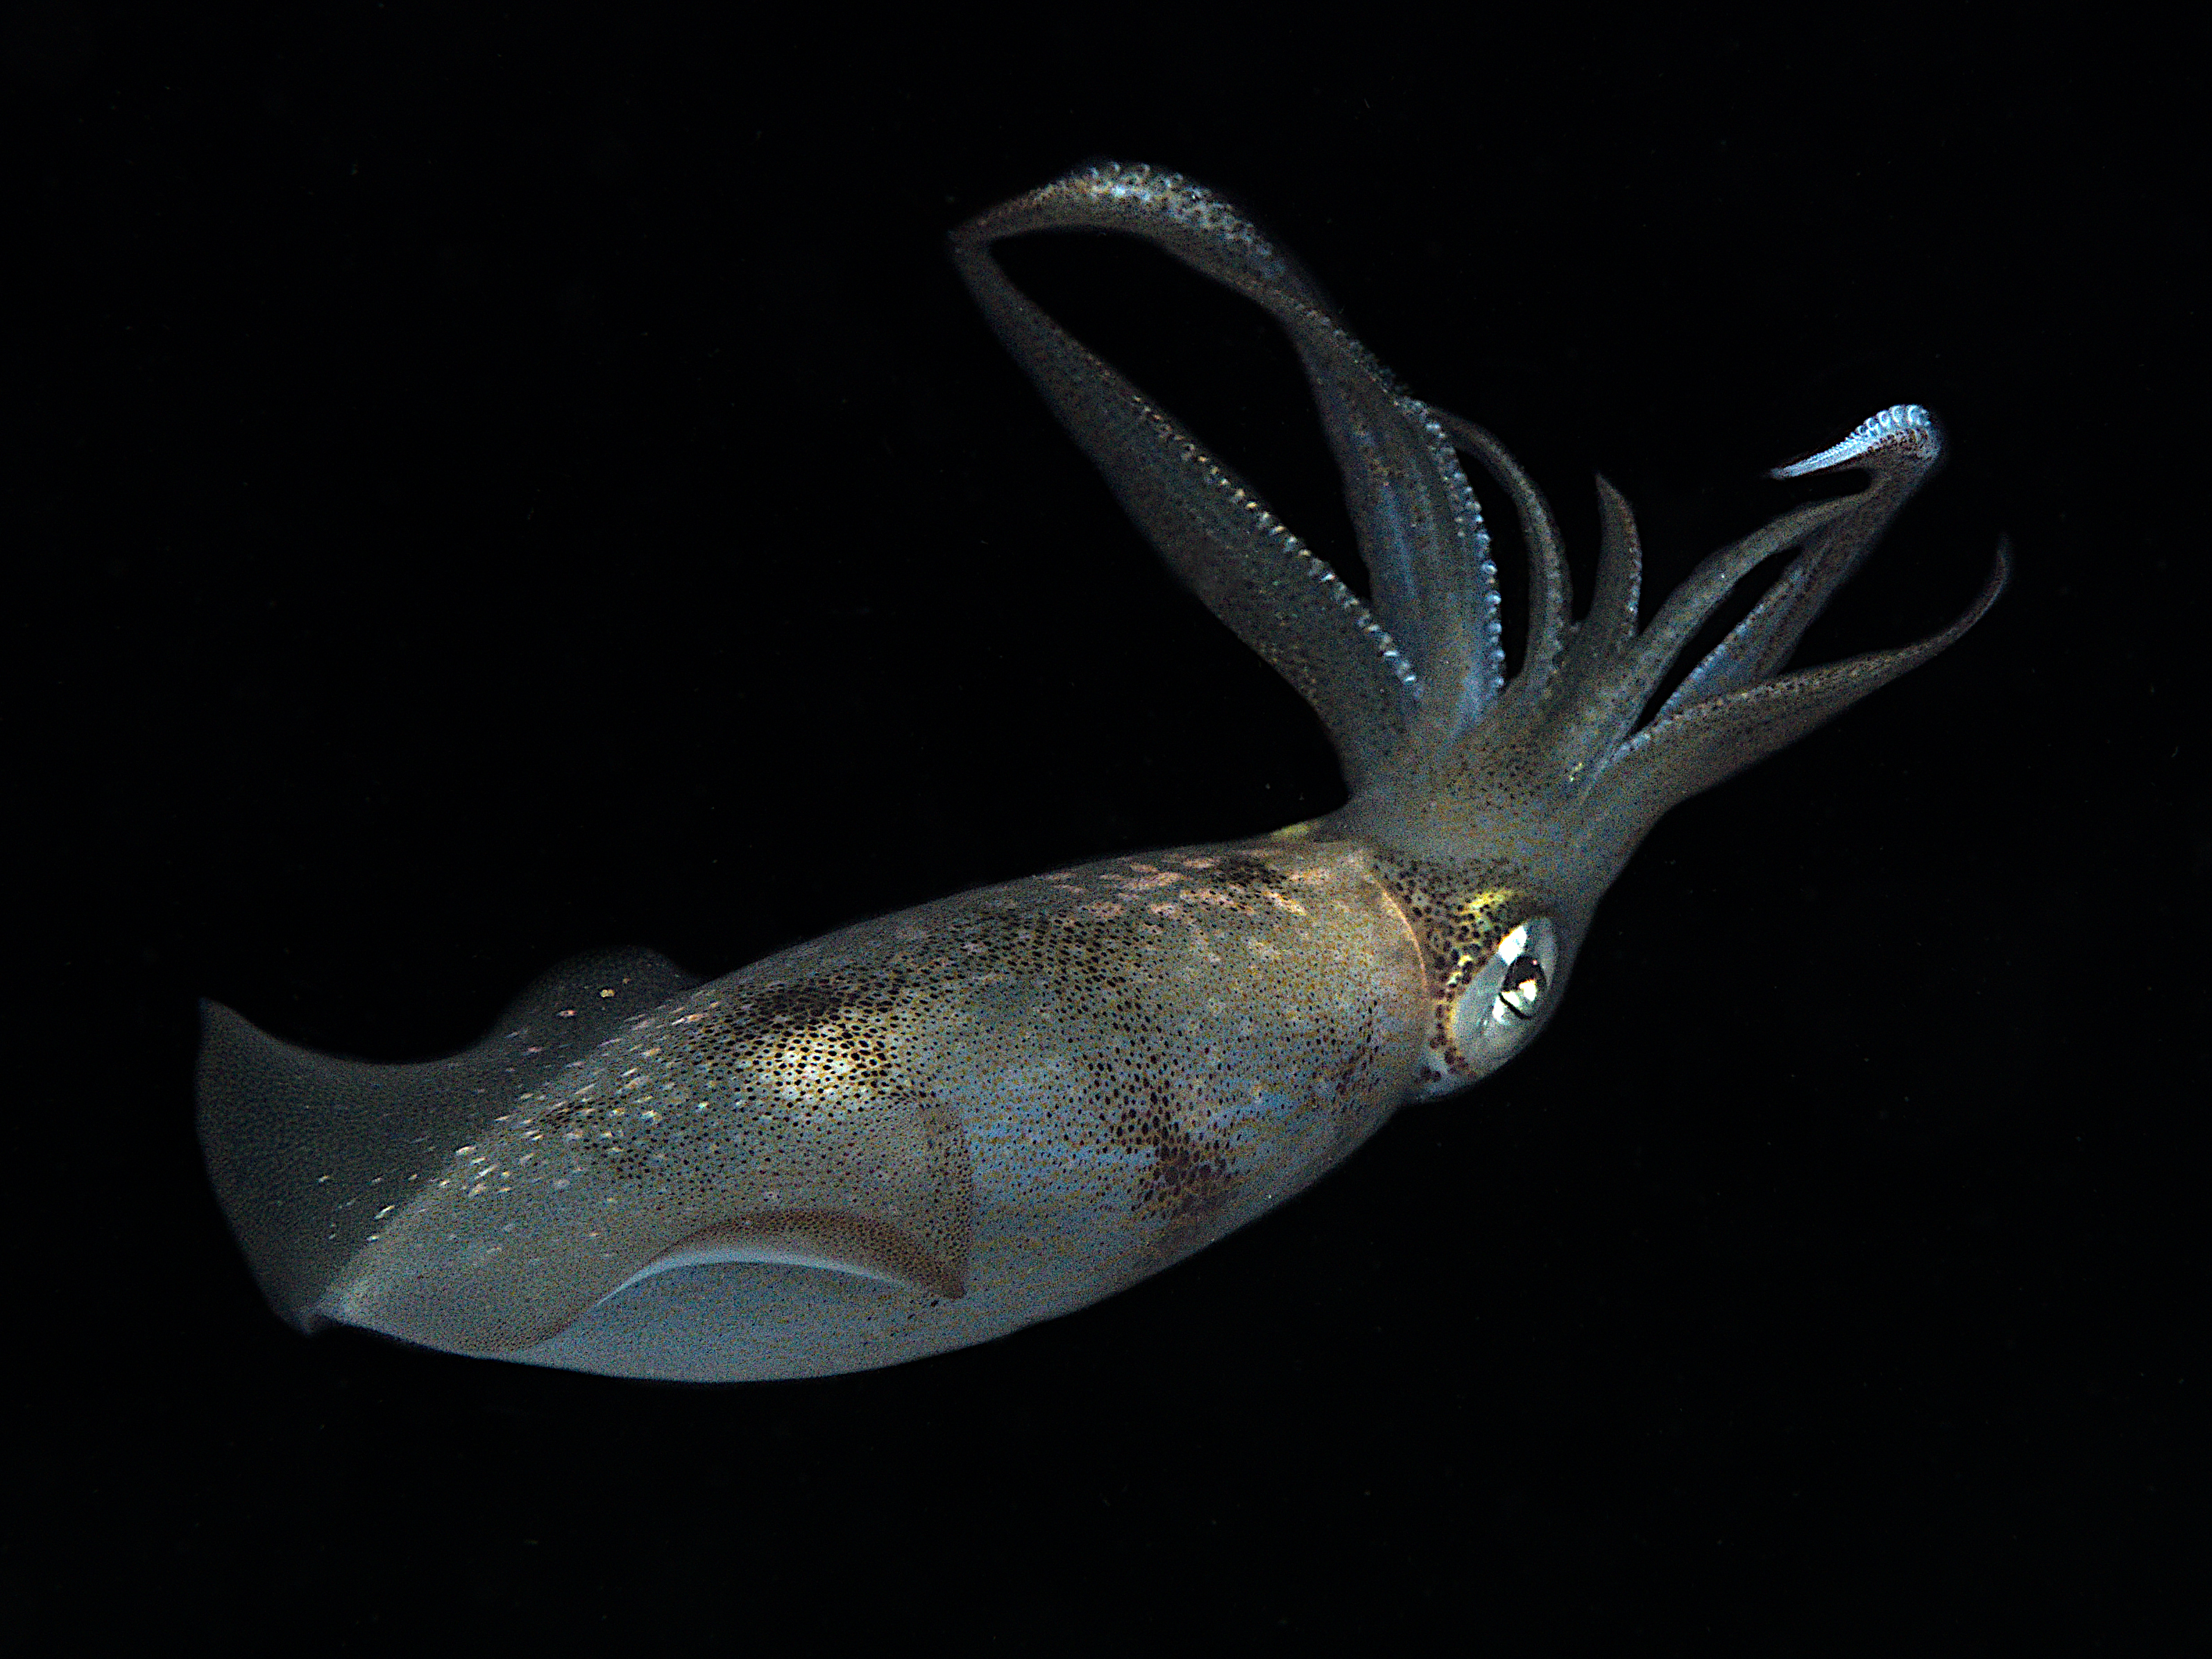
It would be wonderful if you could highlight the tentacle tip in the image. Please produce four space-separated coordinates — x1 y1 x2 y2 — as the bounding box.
1985 534 2016 601
1937 534 2014 646
1770 404 1942 479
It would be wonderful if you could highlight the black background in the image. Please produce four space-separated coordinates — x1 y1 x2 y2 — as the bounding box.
10 9 2200 1649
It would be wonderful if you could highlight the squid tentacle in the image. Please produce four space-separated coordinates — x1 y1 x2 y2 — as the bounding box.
1585 540 2011 856
950 204 1417 788
1431 408 1575 716
953 162 1504 772
1654 404 1949 722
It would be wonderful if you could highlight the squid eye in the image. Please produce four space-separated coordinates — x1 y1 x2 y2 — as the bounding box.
1447 917 1560 1075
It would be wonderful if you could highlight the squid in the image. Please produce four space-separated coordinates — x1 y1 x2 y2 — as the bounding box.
197 162 2006 1380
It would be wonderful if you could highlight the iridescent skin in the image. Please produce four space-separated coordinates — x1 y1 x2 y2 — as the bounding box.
197 164 2005 1380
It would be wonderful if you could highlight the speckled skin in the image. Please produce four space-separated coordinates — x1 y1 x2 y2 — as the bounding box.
196 162 2000 1380
495 838 1431 1379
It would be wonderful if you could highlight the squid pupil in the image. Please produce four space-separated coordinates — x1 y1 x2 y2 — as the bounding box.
1499 957 1547 1019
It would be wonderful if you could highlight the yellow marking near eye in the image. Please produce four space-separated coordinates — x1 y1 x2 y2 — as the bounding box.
1455 888 1521 919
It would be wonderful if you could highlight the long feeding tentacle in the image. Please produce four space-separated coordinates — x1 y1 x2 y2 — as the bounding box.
1653 405 1946 722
